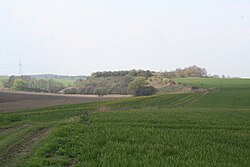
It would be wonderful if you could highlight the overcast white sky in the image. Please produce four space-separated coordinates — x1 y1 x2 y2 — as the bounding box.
0 0 249 77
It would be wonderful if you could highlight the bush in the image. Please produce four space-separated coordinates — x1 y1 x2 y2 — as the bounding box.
128 77 146 95
128 77 157 96
12 79 25 91
94 88 107 97
134 86 157 96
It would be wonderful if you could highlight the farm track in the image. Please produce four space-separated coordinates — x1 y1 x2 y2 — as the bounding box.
0 126 52 167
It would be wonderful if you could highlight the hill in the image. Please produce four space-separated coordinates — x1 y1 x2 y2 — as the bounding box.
1 66 209 95
62 70 198 95
0 77 249 166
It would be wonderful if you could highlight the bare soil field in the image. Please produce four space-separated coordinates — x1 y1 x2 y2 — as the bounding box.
0 90 131 113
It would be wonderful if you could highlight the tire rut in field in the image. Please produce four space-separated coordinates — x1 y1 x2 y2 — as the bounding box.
181 91 209 106
0 124 32 136
168 91 209 108
0 127 51 167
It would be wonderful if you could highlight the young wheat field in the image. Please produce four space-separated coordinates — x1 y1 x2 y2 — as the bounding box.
0 78 249 167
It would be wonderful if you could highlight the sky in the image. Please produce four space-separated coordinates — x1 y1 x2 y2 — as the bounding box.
0 0 249 77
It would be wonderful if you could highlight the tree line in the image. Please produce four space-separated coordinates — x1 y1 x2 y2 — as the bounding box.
161 65 207 78
4 76 65 93
91 70 153 78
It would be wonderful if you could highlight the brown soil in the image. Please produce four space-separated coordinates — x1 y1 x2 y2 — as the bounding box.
0 90 131 113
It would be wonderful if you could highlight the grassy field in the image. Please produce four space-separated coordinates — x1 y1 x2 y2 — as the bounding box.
50 78 77 86
0 78 249 166
0 76 77 87
174 77 250 89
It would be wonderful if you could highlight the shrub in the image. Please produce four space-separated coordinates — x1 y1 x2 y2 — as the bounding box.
12 79 25 91
128 77 157 96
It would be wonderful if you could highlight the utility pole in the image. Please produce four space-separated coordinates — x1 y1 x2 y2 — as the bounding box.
19 60 22 76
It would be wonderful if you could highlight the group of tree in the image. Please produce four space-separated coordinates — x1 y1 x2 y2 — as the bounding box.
128 77 156 96
62 76 156 96
91 70 153 78
161 65 207 78
67 70 154 96
62 76 133 95
4 75 65 93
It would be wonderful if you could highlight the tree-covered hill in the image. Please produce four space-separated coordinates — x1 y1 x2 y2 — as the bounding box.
1 66 212 96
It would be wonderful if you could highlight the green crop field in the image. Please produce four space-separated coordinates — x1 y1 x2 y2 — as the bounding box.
52 78 77 86
0 78 249 167
174 77 250 89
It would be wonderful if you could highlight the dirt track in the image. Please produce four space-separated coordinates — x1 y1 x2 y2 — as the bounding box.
0 90 130 113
